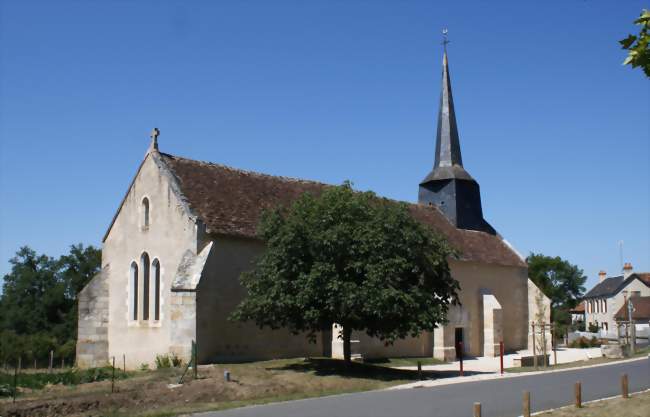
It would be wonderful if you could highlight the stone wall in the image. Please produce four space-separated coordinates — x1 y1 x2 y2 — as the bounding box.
101 152 200 369
527 278 552 352
195 236 325 362
76 268 109 368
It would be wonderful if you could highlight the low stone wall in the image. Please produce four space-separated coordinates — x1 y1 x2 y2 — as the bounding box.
76 268 109 368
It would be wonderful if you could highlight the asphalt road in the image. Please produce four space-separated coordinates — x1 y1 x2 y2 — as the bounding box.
197 357 650 417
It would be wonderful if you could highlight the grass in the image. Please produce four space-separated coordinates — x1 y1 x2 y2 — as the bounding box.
1 357 457 417
536 390 650 416
0 367 131 396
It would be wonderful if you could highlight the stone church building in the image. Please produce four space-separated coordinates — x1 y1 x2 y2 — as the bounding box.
77 52 550 368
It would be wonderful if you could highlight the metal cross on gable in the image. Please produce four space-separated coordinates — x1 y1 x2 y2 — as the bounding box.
150 127 160 140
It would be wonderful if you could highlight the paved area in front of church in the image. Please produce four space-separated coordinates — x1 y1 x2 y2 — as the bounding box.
395 347 603 374
194 357 650 417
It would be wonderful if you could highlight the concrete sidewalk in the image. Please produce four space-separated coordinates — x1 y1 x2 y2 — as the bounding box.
396 347 602 374
389 355 646 390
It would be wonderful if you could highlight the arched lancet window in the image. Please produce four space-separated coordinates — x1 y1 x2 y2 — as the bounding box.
141 252 150 320
130 262 139 320
142 197 150 228
152 259 161 321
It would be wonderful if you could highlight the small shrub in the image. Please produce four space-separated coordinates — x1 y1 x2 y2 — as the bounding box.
570 336 592 348
155 355 171 369
139 363 150 371
171 353 183 367
589 336 601 347
588 323 599 333
0 383 13 397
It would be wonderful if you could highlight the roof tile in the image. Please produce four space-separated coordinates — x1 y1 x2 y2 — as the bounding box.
161 153 526 268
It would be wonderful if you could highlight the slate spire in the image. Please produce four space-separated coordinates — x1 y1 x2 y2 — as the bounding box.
435 52 462 168
421 51 473 183
418 47 495 235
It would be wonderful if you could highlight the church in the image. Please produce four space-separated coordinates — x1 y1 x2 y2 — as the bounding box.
76 51 549 368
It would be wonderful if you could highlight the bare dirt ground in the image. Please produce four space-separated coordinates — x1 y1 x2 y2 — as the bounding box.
0 358 422 417
537 390 650 417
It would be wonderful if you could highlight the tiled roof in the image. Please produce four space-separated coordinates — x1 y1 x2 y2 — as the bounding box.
160 152 526 268
570 302 585 313
584 276 624 298
614 296 650 321
584 272 650 299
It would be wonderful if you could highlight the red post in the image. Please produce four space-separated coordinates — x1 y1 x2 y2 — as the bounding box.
500 341 504 374
459 341 464 376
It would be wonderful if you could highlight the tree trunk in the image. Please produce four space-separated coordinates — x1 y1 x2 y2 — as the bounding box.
343 326 352 366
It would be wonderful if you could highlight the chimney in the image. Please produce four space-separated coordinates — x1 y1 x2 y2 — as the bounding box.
598 270 607 283
623 262 634 278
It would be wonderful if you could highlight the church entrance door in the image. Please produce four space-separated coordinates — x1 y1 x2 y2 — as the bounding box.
454 327 464 359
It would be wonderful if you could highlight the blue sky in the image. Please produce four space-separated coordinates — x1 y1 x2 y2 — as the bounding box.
1 0 648 291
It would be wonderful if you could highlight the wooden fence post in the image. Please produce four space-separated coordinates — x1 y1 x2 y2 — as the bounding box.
575 382 582 408
417 361 422 380
12 360 18 403
49 350 53 374
473 402 481 417
523 391 530 417
621 374 629 398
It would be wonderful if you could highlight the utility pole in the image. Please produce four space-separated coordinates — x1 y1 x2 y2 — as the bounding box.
627 298 636 354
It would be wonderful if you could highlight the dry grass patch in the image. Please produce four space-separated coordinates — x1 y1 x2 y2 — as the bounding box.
536 390 650 417
0 358 444 417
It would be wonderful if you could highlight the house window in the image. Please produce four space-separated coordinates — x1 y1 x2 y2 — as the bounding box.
141 252 150 321
152 258 161 321
603 322 608 331
632 291 641 298
142 197 150 228
130 262 138 320
604 299 607 313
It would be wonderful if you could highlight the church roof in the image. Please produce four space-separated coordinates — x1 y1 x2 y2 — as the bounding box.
159 152 526 268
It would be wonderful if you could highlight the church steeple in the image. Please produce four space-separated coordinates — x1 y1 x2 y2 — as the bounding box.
421 50 473 183
435 51 462 168
418 41 495 235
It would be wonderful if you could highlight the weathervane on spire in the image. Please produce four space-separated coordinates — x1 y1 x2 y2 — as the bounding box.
442 28 450 52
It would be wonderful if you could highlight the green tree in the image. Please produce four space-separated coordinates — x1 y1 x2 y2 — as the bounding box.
0 247 61 335
0 244 100 364
620 9 650 77
527 253 586 325
232 182 460 365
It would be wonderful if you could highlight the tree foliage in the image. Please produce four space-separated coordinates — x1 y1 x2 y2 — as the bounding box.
0 244 100 365
620 9 650 77
526 253 586 326
231 182 460 364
